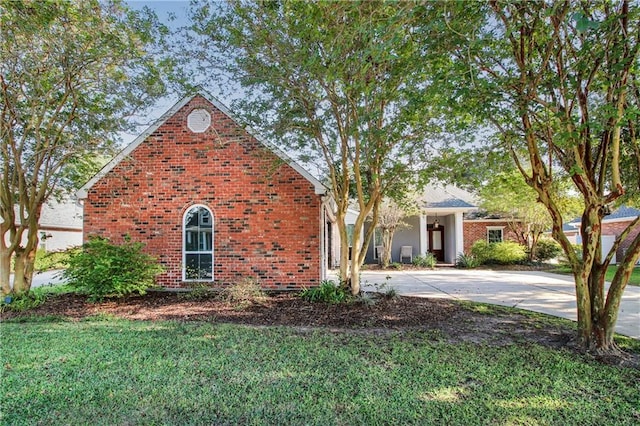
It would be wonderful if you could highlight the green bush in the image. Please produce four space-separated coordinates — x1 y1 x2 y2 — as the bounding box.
470 240 527 265
62 236 163 301
491 241 527 264
0 291 46 312
470 240 491 264
34 246 81 271
412 253 437 268
300 280 351 304
456 252 480 268
0 284 73 313
534 238 563 261
559 243 583 266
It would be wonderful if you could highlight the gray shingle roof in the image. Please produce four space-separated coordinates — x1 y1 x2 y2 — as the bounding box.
39 199 83 229
423 184 477 209
605 205 640 221
562 205 640 230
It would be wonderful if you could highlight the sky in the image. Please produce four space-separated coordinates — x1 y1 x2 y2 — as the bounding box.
120 1 196 144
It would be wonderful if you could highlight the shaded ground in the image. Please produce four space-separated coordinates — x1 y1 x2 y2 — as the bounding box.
2 290 638 368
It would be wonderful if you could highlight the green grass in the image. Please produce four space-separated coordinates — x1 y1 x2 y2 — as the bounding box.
1 319 638 425
550 264 640 286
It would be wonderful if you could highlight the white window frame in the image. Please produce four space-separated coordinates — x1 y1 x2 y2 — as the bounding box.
183 205 214 281
487 226 504 243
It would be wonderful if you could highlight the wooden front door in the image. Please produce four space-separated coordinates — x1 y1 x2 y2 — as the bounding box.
428 226 444 262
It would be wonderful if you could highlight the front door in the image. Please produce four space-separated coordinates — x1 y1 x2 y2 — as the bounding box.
428 226 444 262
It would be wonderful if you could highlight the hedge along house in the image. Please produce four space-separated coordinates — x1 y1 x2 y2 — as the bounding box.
78 92 327 290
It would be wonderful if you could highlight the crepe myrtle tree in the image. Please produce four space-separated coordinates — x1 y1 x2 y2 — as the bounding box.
0 0 169 296
184 1 454 294
375 195 422 268
445 0 640 352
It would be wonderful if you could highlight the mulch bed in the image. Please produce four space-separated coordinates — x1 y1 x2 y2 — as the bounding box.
2 290 637 368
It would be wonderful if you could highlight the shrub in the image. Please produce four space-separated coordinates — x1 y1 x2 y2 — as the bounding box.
300 280 351 304
0 291 46 313
470 240 491 264
559 243 583 266
179 282 216 301
470 240 527 265
34 246 81 271
62 236 163 301
370 278 397 299
491 241 527 264
456 252 480 268
412 253 437 268
220 277 265 308
534 238 563 261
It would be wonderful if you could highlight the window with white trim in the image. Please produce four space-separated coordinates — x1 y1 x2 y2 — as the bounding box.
487 227 504 243
183 205 213 280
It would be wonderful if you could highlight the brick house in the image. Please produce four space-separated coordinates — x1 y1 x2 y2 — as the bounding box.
78 92 327 289
566 206 640 264
361 184 522 265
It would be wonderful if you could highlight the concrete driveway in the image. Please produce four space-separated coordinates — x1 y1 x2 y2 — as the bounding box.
356 269 640 339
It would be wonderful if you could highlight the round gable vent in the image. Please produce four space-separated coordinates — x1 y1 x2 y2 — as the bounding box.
187 109 211 133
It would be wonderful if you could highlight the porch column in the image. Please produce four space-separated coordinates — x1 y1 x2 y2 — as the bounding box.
455 211 464 258
419 213 427 256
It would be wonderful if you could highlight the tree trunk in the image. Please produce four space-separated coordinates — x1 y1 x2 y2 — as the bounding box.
380 227 394 268
347 219 365 295
335 209 351 289
0 249 11 296
349 255 361 296
529 232 540 262
11 230 39 296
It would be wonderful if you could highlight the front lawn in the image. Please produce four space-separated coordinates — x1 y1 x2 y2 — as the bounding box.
550 264 640 286
2 318 639 425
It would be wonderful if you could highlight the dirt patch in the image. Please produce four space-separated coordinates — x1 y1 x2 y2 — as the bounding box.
2 290 637 368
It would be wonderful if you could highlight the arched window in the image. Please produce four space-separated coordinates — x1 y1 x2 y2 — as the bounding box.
183 205 213 281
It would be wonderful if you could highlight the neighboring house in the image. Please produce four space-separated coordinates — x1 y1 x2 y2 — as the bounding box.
567 205 640 264
78 91 328 290
324 206 360 269
362 184 521 265
38 199 84 251
3 198 83 252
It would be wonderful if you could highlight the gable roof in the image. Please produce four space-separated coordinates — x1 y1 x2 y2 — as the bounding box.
6 197 83 231
77 90 326 198
423 184 477 210
39 198 83 230
605 205 640 221
561 205 640 231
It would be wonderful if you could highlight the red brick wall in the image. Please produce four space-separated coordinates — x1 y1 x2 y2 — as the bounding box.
84 96 322 290
463 221 521 253
602 220 640 262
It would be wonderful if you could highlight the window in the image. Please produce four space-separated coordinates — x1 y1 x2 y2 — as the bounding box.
373 227 383 259
487 227 503 243
183 205 213 281
187 109 211 133
346 224 355 246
